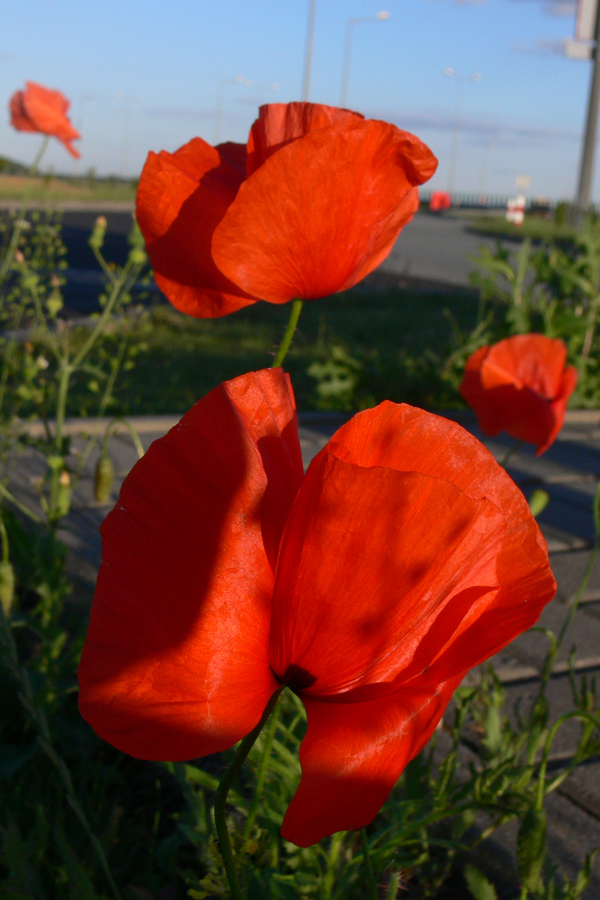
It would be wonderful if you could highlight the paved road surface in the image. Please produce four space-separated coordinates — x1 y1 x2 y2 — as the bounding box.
2 205 505 310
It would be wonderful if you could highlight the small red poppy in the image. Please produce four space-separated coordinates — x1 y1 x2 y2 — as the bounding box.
135 102 437 317
460 334 578 455
78 368 556 847
9 81 81 159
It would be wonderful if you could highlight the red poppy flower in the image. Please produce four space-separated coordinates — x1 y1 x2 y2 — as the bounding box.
78 368 555 847
135 102 437 318
460 334 578 455
9 81 81 159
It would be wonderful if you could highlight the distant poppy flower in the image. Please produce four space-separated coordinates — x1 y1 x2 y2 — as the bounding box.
135 102 437 318
460 334 577 455
9 81 81 159
78 368 555 847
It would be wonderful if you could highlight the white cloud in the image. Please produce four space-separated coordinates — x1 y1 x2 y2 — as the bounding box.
511 36 567 53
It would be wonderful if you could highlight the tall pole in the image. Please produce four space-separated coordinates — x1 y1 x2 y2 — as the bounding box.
302 0 317 102
575 0 600 220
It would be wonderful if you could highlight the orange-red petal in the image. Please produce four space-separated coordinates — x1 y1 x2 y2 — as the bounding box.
246 102 364 175
281 677 461 846
212 119 437 303
78 369 303 760
17 82 81 158
460 335 577 454
269 403 555 694
136 137 259 317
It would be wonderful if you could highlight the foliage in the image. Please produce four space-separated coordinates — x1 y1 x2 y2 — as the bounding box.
0 180 599 899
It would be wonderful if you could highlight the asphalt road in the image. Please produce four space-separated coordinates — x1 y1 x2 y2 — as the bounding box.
2 206 504 311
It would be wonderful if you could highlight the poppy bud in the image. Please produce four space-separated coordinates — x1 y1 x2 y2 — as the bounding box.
0 560 15 617
55 469 71 519
89 215 107 251
94 455 115 504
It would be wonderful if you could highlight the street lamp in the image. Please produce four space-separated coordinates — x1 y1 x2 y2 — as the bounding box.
115 91 144 179
444 68 481 196
340 11 390 108
213 75 253 144
302 0 317 101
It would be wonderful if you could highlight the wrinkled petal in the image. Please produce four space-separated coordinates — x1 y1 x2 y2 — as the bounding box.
481 334 567 397
321 403 556 680
281 677 460 846
269 403 555 694
79 369 303 760
212 119 437 303
11 81 81 158
459 335 577 454
246 102 363 175
270 453 504 694
9 91 37 132
136 137 259 317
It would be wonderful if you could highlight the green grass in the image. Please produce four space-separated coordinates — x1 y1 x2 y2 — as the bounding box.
66 284 480 418
467 214 576 242
0 174 137 204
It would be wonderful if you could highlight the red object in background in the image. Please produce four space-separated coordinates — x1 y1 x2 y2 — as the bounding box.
460 334 578 455
136 102 438 318
78 367 556 847
429 190 452 211
9 81 81 159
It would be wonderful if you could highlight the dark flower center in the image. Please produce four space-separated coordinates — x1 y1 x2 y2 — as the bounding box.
271 663 317 693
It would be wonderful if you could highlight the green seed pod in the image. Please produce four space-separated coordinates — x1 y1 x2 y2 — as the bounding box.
94 455 115 504
88 215 107 251
127 245 147 266
55 470 72 519
0 560 15 617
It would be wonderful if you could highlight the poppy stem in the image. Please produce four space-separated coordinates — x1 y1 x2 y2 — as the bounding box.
359 827 378 900
272 299 303 368
499 439 524 468
214 687 284 899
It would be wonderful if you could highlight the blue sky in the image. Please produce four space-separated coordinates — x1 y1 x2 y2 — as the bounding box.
0 0 594 201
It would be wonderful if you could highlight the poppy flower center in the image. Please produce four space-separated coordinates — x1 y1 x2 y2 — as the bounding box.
271 663 317 693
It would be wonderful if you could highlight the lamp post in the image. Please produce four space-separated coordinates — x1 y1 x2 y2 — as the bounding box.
340 11 390 108
444 68 481 196
71 94 96 174
214 75 253 144
115 91 144 179
302 0 317 101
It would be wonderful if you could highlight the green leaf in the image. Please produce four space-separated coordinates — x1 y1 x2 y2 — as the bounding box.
464 863 498 900
517 805 547 892
529 489 550 518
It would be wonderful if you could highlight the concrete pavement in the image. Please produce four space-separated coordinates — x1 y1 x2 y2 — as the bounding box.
5 406 598 897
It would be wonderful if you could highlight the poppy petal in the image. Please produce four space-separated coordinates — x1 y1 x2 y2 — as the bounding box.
271 452 508 694
281 677 461 846
22 82 81 158
78 369 303 760
327 404 555 676
246 101 363 175
481 334 567 397
136 138 259 317
212 119 437 303
269 403 555 693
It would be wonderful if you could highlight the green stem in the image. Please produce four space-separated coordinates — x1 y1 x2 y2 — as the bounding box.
499 439 524 468
0 137 49 285
72 258 136 369
242 693 282 839
0 482 44 524
0 512 9 563
272 299 303 368
360 828 378 900
214 688 283 900
0 614 123 900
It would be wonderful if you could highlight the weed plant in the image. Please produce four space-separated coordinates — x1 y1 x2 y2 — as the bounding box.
0 210 599 899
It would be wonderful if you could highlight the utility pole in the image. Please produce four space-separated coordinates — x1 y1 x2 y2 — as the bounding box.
575 0 600 222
